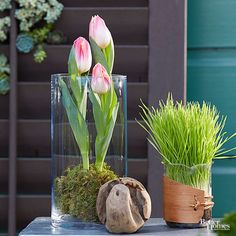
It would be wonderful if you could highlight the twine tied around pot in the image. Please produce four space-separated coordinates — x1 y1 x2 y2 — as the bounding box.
190 195 214 211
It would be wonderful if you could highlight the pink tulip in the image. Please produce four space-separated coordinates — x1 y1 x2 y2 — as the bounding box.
89 15 111 49
91 63 111 94
73 37 92 74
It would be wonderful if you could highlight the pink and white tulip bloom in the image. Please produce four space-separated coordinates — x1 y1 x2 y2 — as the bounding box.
89 15 111 49
91 63 111 94
73 37 92 74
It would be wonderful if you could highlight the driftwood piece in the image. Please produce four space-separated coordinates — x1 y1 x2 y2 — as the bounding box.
96 177 151 233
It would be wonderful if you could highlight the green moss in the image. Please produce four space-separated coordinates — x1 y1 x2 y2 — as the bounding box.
55 163 117 222
33 45 47 63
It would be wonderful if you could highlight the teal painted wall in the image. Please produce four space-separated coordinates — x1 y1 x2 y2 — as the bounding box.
187 0 236 217
188 0 236 48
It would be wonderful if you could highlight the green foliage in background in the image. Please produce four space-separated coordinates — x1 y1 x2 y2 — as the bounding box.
216 212 236 236
15 0 63 32
0 0 11 42
0 1 11 94
0 17 10 42
47 30 67 44
16 24 61 64
138 95 236 190
29 24 53 44
16 34 34 53
0 54 10 95
15 0 64 63
33 45 47 63
0 0 11 11
55 163 117 222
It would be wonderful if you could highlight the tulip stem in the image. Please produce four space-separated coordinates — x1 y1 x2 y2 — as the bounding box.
102 48 108 63
82 153 89 170
95 159 104 172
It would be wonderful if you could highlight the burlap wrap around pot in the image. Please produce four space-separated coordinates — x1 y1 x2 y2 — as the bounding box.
163 176 214 224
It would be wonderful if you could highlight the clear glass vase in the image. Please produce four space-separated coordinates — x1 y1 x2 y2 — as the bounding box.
51 74 127 228
163 163 213 228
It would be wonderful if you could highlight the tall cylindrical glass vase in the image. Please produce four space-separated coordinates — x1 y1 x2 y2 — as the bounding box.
51 74 127 228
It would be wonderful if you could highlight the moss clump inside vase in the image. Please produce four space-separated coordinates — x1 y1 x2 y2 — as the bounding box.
55 163 117 221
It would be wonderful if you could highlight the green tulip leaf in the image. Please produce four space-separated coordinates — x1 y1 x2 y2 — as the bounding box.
95 102 119 170
106 82 117 119
89 37 110 74
89 83 119 171
79 80 88 119
59 78 89 169
104 38 114 74
68 46 79 76
70 75 87 119
89 90 105 135
67 47 89 169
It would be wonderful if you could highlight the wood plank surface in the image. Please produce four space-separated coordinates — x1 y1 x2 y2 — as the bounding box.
60 0 148 7
55 7 148 45
18 45 148 82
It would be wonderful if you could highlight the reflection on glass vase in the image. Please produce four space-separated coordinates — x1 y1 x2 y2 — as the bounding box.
51 74 127 228
163 163 213 228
